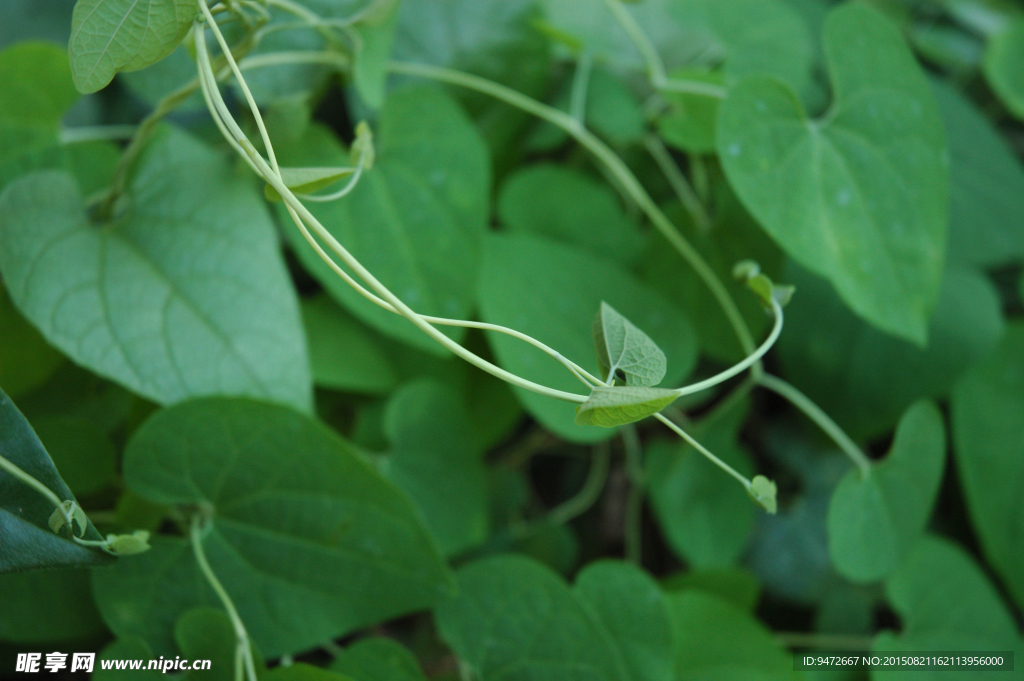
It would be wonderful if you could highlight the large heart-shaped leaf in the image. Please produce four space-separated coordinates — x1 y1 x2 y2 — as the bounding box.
478 232 696 442
380 380 487 556
91 397 453 657
827 400 945 583
68 0 195 93
573 561 673 681
873 536 1022 681
435 554 630 681
951 322 1024 612
0 388 112 572
280 86 489 355
0 127 312 412
718 3 948 345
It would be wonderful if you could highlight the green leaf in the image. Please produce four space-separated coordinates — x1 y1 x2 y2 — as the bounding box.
265 166 357 202
478 232 696 442
951 322 1024 612
353 0 400 109
0 127 313 412
656 69 724 154
32 415 116 495
0 284 64 399
661 567 761 613
778 262 1003 440
393 0 552 169
932 78 1024 267
573 561 673 681
574 386 679 428
827 400 946 583
647 401 756 566
592 302 667 387
381 380 488 556
68 0 196 93
279 86 488 355
92 397 453 657
301 294 399 395
497 164 646 266
174 608 237 681
263 664 354 681
748 476 777 515
331 638 426 681
718 3 949 345
435 554 629 681
873 536 1022 681
541 0 811 94
666 590 797 680
0 388 111 572
93 637 163 681
0 568 107 642
983 18 1024 120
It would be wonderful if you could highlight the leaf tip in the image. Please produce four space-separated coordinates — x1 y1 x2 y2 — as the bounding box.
749 475 778 514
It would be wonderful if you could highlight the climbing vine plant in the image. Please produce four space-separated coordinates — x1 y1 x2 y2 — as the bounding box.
1 0 1022 678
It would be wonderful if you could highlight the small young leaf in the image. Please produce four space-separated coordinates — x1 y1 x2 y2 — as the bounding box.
748 476 777 515
574 386 679 428
68 0 196 94
593 302 667 387
827 400 945 582
983 18 1024 120
718 3 948 345
264 166 356 202
0 388 111 572
105 530 151 556
47 500 87 537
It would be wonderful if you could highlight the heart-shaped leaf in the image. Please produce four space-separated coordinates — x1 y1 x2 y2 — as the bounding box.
69 0 195 94
0 388 112 572
92 397 453 657
718 3 948 345
0 127 312 412
827 400 946 582
873 535 1022 678
575 386 679 427
952 322 1024 612
593 302 667 387
435 554 630 681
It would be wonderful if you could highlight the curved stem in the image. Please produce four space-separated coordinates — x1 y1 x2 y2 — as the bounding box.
190 516 258 681
653 412 752 491
59 124 138 144
388 60 757 358
674 300 781 397
0 452 73 531
621 424 644 565
757 373 872 478
193 25 589 404
549 443 611 525
643 134 711 232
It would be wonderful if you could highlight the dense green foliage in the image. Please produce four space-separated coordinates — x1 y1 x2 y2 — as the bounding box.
1 0 1023 679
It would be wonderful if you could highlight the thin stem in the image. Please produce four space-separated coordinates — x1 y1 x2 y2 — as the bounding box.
237 50 349 72
0 451 72 530
621 424 644 565
388 61 757 358
190 516 258 681
570 51 593 125
674 300 781 397
643 134 711 232
653 413 752 491
600 0 726 99
194 29 589 404
59 124 138 144
757 373 872 478
549 443 611 525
